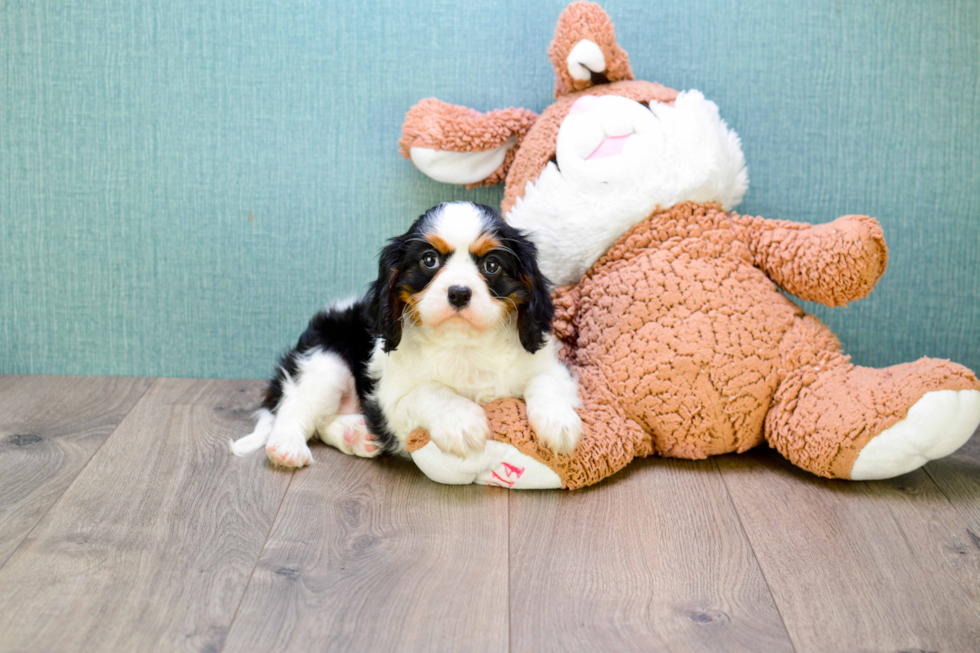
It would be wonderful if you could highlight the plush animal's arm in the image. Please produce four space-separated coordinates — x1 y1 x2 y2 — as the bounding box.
399 99 538 188
730 213 888 307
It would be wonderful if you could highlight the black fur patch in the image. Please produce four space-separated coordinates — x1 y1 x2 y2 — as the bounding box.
469 204 554 353
369 209 443 353
261 299 397 454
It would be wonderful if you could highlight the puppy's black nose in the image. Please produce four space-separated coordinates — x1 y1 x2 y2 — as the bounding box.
447 285 472 309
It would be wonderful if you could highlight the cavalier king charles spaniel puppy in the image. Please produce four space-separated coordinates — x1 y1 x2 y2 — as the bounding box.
231 201 581 467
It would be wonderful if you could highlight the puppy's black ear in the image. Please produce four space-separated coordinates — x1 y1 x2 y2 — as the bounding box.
369 236 407 353
514 238 554 354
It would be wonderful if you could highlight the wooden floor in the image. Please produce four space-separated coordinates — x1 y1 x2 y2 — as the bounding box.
1 376 979 652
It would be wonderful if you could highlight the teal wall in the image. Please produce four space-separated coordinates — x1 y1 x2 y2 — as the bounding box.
1 0 978 379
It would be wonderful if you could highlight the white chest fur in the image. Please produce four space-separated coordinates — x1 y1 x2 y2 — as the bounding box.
371 323 555 407
367 316 581 457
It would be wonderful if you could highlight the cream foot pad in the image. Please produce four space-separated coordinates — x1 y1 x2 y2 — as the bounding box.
411 440 563 489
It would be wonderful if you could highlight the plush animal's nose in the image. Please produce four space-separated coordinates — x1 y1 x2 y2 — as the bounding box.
569 94 599 115
447 286 472 308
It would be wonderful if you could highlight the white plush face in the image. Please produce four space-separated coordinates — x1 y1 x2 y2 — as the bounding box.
556 94 667 189
507 90 749 286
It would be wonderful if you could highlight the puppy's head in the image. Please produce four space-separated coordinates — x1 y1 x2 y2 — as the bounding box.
371 202 553 354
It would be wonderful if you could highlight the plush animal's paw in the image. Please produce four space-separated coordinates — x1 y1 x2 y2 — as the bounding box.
850 389 980 480
428 399 491 459
324 414 381 458
411 439 564 489
527 400 582 456
266 432 313 468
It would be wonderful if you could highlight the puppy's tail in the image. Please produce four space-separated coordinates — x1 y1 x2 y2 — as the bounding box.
230 408 275 456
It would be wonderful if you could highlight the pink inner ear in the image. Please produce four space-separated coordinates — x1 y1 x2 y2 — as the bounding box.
587 134 631 160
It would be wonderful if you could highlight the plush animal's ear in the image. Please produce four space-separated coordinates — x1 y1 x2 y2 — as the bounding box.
549 1 633 98
399 98 538 188
369 236 408 353
511 235 555 354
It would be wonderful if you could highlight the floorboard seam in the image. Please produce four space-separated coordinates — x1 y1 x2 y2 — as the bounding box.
922 426 980 527
507 492 512 653
921 464 980 532
916 465 980 628
218 468 296 653
924 463 978 526
0 377 157 573
714 458 799 653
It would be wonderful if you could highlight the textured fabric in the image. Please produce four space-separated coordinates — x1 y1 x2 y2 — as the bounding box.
1 0 978 379
426 203 978 489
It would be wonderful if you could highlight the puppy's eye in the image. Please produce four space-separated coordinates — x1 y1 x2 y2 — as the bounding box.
483 256 501 275
420 251 440 270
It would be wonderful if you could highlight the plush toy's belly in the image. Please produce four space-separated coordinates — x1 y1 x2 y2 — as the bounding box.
572 230 803 458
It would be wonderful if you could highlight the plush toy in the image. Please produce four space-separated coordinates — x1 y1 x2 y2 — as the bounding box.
397 1 980 489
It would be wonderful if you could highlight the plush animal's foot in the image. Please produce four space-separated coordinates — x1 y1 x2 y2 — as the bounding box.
323 414 381 458
850 389 980 480
527 401 582 455
411 439 563 489
428 399 491 459
266 432 313 468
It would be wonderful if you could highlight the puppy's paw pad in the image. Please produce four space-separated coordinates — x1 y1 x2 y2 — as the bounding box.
326 415 382 459
529 405 582 456
266 438 313 468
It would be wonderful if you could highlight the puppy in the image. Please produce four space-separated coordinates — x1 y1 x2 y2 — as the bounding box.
231 201 581 467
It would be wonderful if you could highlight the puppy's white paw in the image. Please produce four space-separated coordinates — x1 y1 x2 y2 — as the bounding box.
528 401 582 456
266 432 313 468
324 414 382 458
428 399 491 459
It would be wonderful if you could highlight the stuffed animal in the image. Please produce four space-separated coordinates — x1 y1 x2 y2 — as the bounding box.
397 1 980 489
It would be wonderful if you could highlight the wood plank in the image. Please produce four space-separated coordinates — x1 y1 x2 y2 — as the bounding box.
719 447 980 652
222 451 510 653
0 378 292 653
508 457 793 653
922 424 980 626
925 424 980 530
0 375 153 567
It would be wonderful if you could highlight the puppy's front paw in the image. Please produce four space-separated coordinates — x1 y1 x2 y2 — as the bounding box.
428 400 490 458
528 401 582 456
266 433 313 468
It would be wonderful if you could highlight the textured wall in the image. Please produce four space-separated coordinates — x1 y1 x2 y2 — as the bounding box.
1 0 977 379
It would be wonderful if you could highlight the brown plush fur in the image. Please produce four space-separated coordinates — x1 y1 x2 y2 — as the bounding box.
547 0 634 97
399 100 538 189
409 203 978 488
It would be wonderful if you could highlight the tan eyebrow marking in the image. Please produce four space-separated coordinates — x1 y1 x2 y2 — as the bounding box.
469 233 501 258
425 234 451 255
